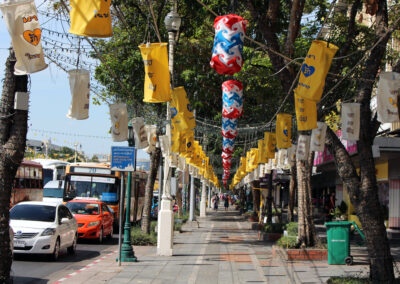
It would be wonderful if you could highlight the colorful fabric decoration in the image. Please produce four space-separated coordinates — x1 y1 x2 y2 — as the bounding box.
377 72 400 123
221 152 232 160
295 93 317 131
295 40 338 102
276 114 292 149
341 103 360 141
296 135 310 161
139 43 171 103
222 80 243 118
170 87 196 131
210 14 247 75
69 0 112 38
310 122 327 152
221 117 238 138
132 117 149 149
0 0 47 75
67 69 90 120
109 103 128 142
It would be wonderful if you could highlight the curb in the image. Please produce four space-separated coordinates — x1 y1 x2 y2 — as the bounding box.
52 250 118 284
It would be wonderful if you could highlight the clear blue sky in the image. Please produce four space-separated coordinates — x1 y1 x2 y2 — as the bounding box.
0 1 149 160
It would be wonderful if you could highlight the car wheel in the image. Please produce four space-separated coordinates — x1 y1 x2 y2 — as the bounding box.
67 234 77 255
107 226 113 240
51 238 60 261
98 228 103 244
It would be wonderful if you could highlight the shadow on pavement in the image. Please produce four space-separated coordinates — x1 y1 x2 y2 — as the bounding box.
13 249 100 263
12 276 48 284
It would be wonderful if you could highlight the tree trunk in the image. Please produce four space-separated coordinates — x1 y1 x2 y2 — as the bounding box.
288 164 297 222
141 147 161 234
324 0 394 281
252 181 260 217
0 51 28 283
296 151 317 247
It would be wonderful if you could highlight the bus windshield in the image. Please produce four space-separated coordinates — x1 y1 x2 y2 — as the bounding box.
64 175 119 204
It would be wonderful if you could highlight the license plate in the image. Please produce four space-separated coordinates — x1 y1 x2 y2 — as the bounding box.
14 240 25 248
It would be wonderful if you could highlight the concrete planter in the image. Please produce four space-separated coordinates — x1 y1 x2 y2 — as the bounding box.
273 245 328 261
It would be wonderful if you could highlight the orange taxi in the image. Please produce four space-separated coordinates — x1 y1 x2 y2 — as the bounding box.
66 199 114 243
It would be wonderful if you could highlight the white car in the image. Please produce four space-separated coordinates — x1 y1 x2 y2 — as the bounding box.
10 201 78 260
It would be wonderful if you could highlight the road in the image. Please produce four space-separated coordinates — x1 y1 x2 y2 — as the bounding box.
11 235 119 284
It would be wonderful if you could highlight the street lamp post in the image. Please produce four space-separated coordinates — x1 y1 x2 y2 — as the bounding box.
157 2 182 256
121 122 137 262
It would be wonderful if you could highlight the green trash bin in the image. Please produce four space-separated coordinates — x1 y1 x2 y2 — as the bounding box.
325 221 353 265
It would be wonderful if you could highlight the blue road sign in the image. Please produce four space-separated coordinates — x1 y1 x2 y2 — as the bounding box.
111 146 135 172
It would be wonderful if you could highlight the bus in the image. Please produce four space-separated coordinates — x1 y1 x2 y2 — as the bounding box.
33 159 69 185
11 160 43 206
63 163 121 223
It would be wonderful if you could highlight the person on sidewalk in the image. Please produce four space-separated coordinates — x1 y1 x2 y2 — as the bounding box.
224 196 229 211
213 194 219 211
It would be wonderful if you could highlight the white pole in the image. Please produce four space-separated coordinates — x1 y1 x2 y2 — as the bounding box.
189 174 195 221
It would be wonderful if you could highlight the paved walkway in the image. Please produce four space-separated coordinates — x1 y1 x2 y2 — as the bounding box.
55 208 400 284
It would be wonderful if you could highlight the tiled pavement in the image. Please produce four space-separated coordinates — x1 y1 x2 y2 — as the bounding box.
59 208 400 283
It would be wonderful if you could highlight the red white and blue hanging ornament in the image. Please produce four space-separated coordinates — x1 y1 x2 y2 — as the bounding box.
210 14 247 75
222 80 243 119
221 152 232 160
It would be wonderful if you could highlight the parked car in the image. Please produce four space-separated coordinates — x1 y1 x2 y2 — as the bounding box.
66 199 113 243
10 201 77 261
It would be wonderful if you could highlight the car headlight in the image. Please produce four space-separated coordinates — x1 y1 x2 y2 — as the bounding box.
41 228 56 236
87 221 100 227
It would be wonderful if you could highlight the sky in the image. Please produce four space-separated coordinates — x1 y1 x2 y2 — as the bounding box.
0 0 149 160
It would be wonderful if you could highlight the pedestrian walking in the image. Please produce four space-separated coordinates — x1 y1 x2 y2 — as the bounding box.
213 194 219 211
224 196 229 211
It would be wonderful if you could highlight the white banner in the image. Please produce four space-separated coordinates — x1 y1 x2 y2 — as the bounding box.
132 117 148 149
67 69 90 120
377 72 400 123
310 122 327 152
0 0 47 74
296 135 310 161
341 103 360 141
109 103 128 142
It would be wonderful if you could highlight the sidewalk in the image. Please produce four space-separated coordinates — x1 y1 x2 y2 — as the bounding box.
54 208 400 284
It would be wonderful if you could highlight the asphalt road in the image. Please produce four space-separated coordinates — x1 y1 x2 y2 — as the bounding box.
11 234 119 284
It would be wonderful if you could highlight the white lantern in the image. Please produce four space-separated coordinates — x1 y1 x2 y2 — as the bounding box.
109 103 128 142
67 69 90 120
132 117 149 149
0 0 47 75
310 122 327 152
296 135 310 161
341 103 360 141
377 72 400 123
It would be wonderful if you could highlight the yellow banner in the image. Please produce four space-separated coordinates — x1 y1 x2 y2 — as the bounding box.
139 43 171 103
69 0 112 37
295 93 318 131
276 114 292 149
295 40 339 102
264 132 276 159
258 139 268 164
171 125 180 153
170 87 196 131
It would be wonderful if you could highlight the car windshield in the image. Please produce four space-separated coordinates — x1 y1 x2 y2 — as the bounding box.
66 202 100 215
10 204 56 222
43 188 63 198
